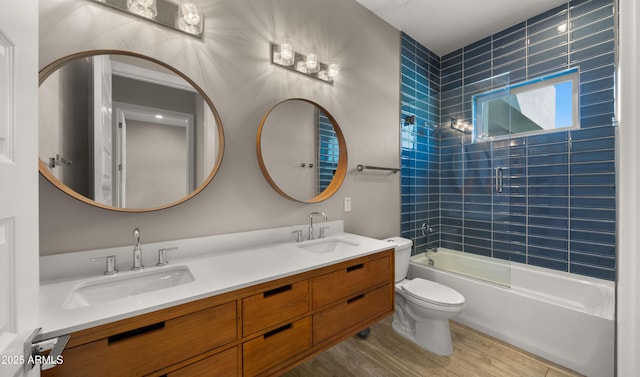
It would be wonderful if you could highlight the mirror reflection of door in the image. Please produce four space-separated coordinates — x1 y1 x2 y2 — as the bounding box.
39 52 223 211
92 55 113 206
113 102 193 208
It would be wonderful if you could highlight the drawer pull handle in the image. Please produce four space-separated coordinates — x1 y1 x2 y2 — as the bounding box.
347 294 365 304
108 322 165 344
263 323 292 339
346 263 364 272
263 284 293 298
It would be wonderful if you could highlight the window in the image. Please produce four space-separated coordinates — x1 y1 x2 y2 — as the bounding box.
473 68 579 141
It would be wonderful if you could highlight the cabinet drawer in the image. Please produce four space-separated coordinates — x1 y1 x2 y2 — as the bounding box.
312 254 391 308
313 284 391 344
243 280 309 336
48 301 238 376
242 317 311 377
166 347 237 377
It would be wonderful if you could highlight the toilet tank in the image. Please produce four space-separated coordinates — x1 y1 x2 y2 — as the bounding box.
382 237 413 282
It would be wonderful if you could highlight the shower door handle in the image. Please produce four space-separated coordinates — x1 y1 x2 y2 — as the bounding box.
495 167 504 193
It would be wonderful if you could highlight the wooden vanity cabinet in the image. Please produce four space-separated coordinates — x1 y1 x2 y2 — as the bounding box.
43 298 239 377
44 248 393 377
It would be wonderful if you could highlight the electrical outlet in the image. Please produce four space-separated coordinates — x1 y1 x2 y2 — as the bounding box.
344 197 352 212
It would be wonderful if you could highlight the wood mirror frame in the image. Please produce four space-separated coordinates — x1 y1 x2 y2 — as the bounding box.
256 98 347 203
38 50 225 212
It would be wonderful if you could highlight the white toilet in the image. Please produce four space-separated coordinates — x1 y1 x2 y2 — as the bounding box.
384 237 465 356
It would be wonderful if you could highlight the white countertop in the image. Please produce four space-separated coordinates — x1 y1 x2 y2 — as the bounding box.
39 222 393 339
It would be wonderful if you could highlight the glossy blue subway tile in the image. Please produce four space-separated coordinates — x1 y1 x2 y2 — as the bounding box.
528 55 569 77
464 244 492 257
571 28 615 52
571 196 615 209
571 240 615 256
571 229 615 244
528 154 569 166
570 0 612 18
528 225 568 239
570 186 615 197
570 173 615 186
528 34 568 55
494 21 526 40
572 219 615 233
570 263 614 281
528 196 569 207
574 52 615 73
528 164 569 176
528 143 568 155
528 206 569 217
465 51 492 71
581 89 614 108
571 40 615 63
530 3 568 26
529 257 568 273
571 137 614 151
528 245 568 261
528 131 569 145
529 216 568 228
571 3 614 29
580 67 615 90
580 113 615 129
570 161 615 174
570 149 614 163
528 175 569 186
529 45 569 68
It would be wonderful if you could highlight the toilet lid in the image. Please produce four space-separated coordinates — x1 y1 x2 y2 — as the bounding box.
402 278 465 306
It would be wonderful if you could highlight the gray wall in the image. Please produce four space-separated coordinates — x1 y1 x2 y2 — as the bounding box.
39 0 401 255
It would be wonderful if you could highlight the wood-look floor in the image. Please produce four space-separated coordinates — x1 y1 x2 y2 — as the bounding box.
282 317 584 377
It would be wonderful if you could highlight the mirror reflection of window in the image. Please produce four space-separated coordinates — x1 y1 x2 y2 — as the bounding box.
473 68 579 141
317 111 339 193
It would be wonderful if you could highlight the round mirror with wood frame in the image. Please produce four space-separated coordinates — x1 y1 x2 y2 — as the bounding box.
256 98 347 203
39 50 224 212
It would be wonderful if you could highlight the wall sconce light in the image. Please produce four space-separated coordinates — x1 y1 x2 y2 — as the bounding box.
451 119 472 134
271 42 340 84
127 0 157 19
90 0 204 37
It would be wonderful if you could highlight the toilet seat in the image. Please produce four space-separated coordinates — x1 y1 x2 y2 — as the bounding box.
401 278 465 307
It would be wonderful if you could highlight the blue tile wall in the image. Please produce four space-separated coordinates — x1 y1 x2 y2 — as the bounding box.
400 0 616 280
400 33 441 252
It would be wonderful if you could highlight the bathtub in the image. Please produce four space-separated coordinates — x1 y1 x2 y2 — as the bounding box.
409 249 614 377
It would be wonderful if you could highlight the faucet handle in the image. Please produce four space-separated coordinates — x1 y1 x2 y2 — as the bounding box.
91 255 118 275
157 247 177 266
292 230 303 243
319 226 330 239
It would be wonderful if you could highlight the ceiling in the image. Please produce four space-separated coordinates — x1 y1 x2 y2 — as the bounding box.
355 0 569 57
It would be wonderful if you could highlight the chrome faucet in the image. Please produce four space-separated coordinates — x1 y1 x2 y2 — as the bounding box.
308 212 328 240
422 223 438 253
132 228 144 271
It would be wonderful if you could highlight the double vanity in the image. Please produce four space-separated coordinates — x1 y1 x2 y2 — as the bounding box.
39 221 395 376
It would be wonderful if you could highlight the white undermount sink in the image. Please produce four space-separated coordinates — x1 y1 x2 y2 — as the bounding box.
63 266 195 309
297 238 360 253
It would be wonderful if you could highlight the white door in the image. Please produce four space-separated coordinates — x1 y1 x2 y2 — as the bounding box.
92 55 113 206
0 1 40 376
